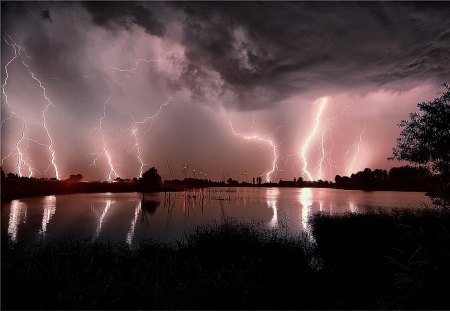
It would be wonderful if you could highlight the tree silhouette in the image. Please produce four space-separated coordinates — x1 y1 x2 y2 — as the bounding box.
391 83 450 206
227 177 239 186
139 167 162 187
334 166 432 191
7 172 18 179
67 174 83 182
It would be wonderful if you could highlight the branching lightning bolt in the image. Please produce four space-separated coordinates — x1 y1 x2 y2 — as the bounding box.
347 128 366 176
283 102 353 180
228 117 283 182
317 128 327 180
121 97 171 177
317 103 354 181
90 96 120 181
2 32 60 179
109 55 174 178
21 56 60 179
109 58 171 73
300 97 328 181
1 35 38 177
1 35 19 128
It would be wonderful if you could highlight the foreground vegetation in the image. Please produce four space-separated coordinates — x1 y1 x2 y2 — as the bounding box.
2 209 450 310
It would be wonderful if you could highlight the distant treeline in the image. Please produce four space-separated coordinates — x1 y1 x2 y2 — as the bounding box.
166 165 437 192
1 165 438 201
1 167 169 201
333 166 434 191
1 178 138 201
277 165 436 192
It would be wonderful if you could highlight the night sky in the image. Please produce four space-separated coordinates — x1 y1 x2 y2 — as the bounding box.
1 1 449 181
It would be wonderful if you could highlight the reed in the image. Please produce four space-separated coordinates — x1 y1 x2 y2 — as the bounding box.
2 210 450 309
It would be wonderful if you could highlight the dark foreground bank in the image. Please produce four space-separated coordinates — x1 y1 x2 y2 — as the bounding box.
2 209 450 310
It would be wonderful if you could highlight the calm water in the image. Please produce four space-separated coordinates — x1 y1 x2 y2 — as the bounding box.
2 187 430 246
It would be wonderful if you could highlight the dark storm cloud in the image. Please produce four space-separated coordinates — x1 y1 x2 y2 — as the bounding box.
174 2 450 109
1 1 447 180
40 9 52 23
2 2 51 23
1 2 112 120
1 1 28 17
66 2 450 110
2 2 81 78
82 1 165 36
4 1 450 113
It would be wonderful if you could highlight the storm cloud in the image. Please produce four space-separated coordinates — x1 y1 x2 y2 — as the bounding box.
81 1 450 110
1 2 449 181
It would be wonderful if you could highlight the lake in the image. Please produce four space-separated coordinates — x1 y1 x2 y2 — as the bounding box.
2 187 431 246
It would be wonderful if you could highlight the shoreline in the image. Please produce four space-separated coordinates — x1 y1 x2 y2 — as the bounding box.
1 180 429 202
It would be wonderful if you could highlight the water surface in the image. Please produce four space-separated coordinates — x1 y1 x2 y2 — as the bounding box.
1 187 430 246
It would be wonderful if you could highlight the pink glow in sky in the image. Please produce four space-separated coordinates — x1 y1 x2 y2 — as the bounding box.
1 2 449 181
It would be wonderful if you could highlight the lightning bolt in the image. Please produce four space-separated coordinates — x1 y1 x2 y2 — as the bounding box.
109 55 174 178
317 129 327 180
122 97 171 177
1 35 19 128
2 32 60 179
318 103 355 181
347 128 366 176
16 44 60 179
90 96 120 181
300 97 328 181
130 125 147 178
109 58 171 73
228 117 282 182
1 34 37 177
282 102 352 181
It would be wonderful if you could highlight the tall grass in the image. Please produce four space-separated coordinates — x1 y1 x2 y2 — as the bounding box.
2 210 450 309
310 208 450 309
